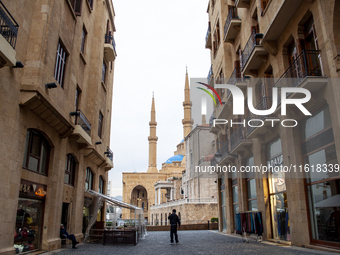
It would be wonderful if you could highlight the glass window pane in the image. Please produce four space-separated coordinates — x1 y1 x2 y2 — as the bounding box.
39 143 47 174
302 106 331 140
247 178 257 200
28 156 39 172
233 204 239 232
304 145 339 183
221 190 226 206
232 185 238 203
22 131 30 167
222 206 227 231
248 200 258 211
270 192 289 241
64 173 70 184
30 134 41 156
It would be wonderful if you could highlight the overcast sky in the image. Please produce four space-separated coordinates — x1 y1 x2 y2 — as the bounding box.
109 0 211 197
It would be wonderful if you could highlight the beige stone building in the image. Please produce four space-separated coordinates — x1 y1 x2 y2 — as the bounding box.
0 0 116 254
205 0 340 250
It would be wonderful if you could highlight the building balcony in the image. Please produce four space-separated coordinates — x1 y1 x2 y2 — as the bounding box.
209 111 219 134
241 30 268 77
207 64 213 85
261 0 304 55
104 31 117 62
19 86 74 138
104 146 114 170
230 126 252 154
224 7 241 44
0 1 18 67
227 66 247 87
246 97 280 139
69 109 92 146
205 22 212 49
235 0 250 8
215 141 236 165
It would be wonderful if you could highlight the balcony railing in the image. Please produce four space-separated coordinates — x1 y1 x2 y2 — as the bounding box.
210 156 217 166
242 29 260 70
246 97 275 135
207 65 213 84
230 126 246 151
216 141 230 161
205 22 211 44
227 66 242 85
105 31 117 55
0 0 19 49
105 147 113 162
209 111 215 129
274 50 322 89
224 7 239 38
74 110 91 136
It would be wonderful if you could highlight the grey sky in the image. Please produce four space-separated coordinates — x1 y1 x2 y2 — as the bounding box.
109 0 211 197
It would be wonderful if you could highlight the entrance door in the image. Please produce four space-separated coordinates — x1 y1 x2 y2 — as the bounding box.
61 203 69 229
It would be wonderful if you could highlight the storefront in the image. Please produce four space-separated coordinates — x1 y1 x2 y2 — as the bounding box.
14 180 46 254
267 138 290 241
220 177 227 232
301 105 340 247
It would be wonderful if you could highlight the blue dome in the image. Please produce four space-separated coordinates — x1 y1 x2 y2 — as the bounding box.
165 154 184 164
180 139 184 143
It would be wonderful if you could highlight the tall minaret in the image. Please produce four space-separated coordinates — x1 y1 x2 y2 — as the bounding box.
182 68 193 138
147 94 158 173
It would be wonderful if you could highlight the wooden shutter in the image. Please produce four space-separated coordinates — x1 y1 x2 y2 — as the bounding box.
74 0 83 16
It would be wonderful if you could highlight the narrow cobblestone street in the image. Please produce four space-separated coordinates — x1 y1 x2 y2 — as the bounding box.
46 231 338 255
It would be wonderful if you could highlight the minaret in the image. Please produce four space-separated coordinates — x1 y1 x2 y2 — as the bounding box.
182 68 193 138
147 94 158 173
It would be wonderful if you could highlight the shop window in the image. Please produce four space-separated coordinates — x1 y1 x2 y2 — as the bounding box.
220 177 227 231
64 154 76 186
99 176 104 194
231 171 239 231
85 167 93 190
22 129 50 175
14 198 43 253
246 156 257 211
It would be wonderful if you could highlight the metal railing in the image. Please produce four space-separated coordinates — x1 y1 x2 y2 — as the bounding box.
241 29 260 70
274 50 322 89
209 111 215 129
207 65 213 84
205 22 211 44
0 0 19 49
151 197 217 209
105 147 113 162
210 156 217 166
198 157 205 166
228 66 242 85
104 31 117 55
246 97 275 135
74 109 91 136
224 7 239 38
216 141 230 162
230 126 246 151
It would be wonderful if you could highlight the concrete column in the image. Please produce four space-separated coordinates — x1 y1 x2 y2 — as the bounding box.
170 188 173 200
155 188 157 205
158 188 161 205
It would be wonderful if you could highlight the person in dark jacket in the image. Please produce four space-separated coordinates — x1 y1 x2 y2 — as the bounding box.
168 209 180 244
60 224 79 248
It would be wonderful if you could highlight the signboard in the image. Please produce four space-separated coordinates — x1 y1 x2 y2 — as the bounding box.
19 179 47 199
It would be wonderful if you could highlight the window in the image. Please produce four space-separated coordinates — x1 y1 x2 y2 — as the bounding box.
87 0 93 9
22 129 50 175
231 170 239 231
65 154 76 185
80 26 87 54
98 111 103 138
75 86 81 111
85 167 93 190
54 41 67 88
102 60 107 83
69 0 82 15
99 176 104 194
220 178 227 231
261 0 270 12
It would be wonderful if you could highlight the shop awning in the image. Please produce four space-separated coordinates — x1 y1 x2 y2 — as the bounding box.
85 189 142 211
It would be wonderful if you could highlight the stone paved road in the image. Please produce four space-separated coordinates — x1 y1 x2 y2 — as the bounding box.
47 230 338 255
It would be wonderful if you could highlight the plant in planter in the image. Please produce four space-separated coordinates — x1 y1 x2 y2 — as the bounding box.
211 217 218 223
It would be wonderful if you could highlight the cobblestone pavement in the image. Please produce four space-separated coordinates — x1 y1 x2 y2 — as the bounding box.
47 230 338 255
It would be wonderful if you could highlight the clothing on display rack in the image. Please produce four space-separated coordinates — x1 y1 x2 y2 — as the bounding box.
235 211 263 236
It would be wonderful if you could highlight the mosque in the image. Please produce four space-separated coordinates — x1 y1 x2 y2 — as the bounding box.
121 71 193 221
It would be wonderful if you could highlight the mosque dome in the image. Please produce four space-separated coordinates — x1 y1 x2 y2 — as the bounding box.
165 154 184 164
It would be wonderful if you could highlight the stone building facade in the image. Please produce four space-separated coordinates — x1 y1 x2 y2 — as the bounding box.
0 0 116 254
206 0 340 250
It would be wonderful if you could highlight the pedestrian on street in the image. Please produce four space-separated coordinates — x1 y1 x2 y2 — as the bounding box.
60 224 79 249
168 209 180 244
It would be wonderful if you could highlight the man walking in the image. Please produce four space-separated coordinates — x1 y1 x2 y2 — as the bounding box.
168 209 180 244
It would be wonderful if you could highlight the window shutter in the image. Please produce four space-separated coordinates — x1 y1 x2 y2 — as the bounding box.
75 0 82 16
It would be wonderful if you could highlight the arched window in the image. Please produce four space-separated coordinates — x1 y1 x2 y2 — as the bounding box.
99 176 104 194
65 154 76 185
85 168 93 190
22 129 50 175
